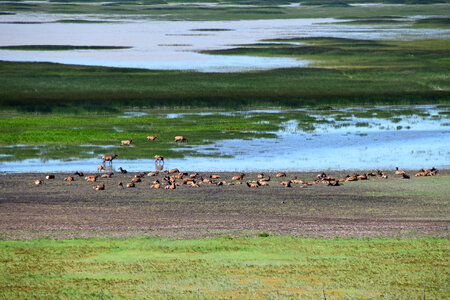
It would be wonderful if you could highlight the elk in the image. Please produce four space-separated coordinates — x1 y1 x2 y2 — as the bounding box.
165 183 176 190
259 176 270 182
135 173 145 178
345 175 358 182
169 168 179 174
147 172 158 177
328 181 340 187
246 181 259 188
276 172 287 178
395 167 405 175
118 182 123 189
174 136 187 143
232 174 245 181
257 173 264 179
132 177 141 183
210 174 220 179
101 173 113 178
46 174 55 180
85 175 98 182
121 138 133 146
357 174 368 180
402 173 410 179
150 182 161 189
126 182 135 188
147 136 158 141
74 171 84 177
34 179 43 185
119 167 127 174
93 184 105 191
64 176 74 181
102 154 118 164
280 181 292 188
258 181 269 186
97 164 104 172
154 155 164 161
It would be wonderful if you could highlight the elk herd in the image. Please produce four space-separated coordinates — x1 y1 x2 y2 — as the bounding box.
34 167 439 192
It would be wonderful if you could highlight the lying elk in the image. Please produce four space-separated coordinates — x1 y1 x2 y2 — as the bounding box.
121 138 133 146
147 136 158 141
232 174 245 181
93 184 105 191
174 136 188 143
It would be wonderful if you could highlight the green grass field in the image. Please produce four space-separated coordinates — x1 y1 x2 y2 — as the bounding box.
0 236 448 299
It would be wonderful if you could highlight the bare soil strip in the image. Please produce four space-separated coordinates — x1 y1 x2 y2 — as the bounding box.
1 170 448 240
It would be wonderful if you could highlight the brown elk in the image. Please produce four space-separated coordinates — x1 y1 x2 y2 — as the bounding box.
210 174 221 179
118 182 123 189
345 175 358 182
174 136 187 143
74 171 84 177
280 181 292 188
169 168 179 174
97 164 104 172
132 177 141 183
64 176 74 181
258 181 269 186
357 174 368 180
395 167 405 175
165 183 176 190
232 174 245 181
34 179 43 185
257 173 264 179
93 184 105 191
101 173 113 178
154 155 164 161
46 174 55 180
328 181 340 187
276 172 287 178
150 183 161 189
402 173 410 179
85 175 98 182
135 173 145 178
246 181 259 188
126 182 135 188
147 172 158 177
102 154 118 164
121 138 133 146
118 167 127 174
147 136 158 141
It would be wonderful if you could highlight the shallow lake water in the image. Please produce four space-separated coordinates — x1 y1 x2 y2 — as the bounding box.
1 13 449 71
1 105 448 172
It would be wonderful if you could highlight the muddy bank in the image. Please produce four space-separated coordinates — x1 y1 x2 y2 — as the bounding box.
0 170 448 240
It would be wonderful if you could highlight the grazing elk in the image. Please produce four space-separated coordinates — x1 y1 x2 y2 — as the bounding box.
102 154 118 164
174 136 187 143
147 136 158 141
121 138 133 146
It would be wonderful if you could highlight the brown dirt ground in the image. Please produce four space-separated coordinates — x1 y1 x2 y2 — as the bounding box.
0 170 448 240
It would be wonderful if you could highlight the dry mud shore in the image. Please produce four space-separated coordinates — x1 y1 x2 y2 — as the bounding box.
0 170 449 240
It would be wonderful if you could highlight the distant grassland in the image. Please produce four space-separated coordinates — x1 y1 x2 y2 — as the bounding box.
1 1 450 21
0 45 131 50
0 236 448 298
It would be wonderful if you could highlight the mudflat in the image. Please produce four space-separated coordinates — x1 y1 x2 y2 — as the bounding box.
1 170 448 240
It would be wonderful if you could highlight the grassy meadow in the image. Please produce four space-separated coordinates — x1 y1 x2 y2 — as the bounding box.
0 236 448 299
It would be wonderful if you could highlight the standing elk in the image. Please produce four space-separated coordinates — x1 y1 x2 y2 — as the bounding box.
174 136 187 143
155 155 164 161
121 138 133 146
102 154 118 164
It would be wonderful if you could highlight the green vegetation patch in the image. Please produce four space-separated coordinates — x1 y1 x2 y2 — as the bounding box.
0 45 131 51
0 236 448 298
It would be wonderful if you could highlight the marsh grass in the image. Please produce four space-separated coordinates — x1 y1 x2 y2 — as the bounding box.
0 236 448 298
